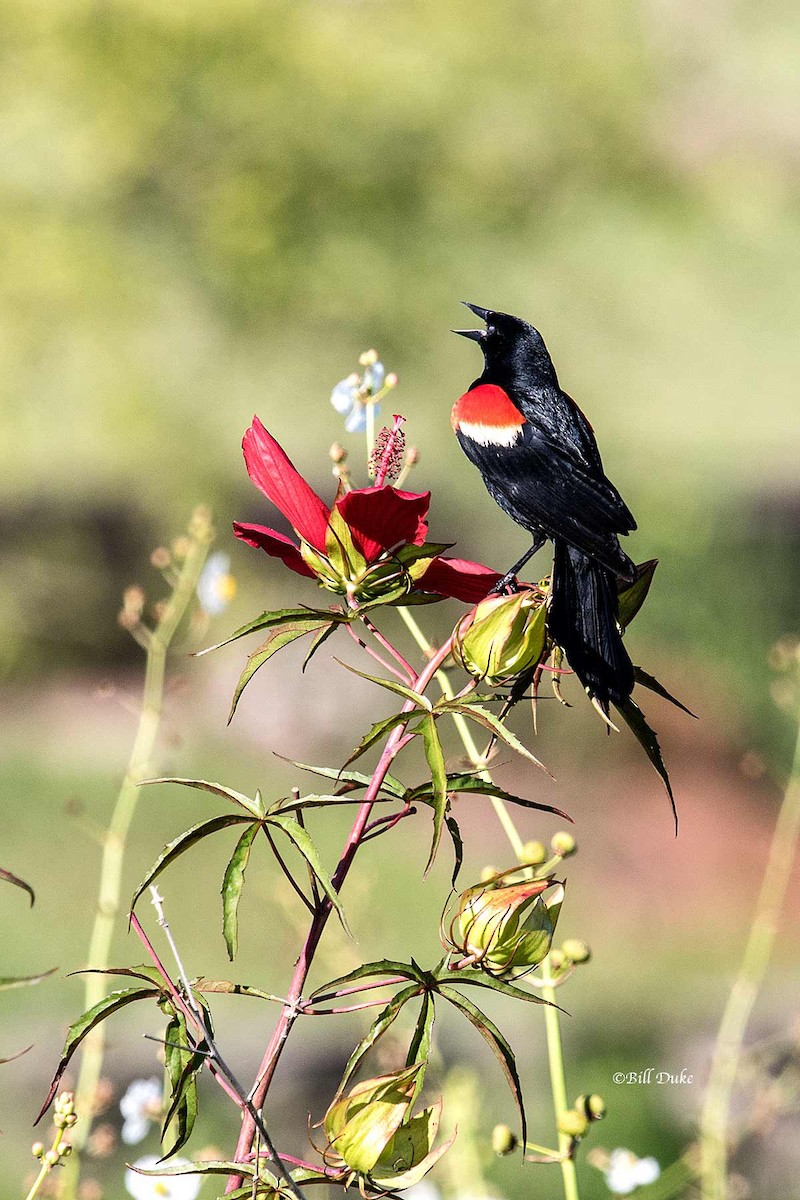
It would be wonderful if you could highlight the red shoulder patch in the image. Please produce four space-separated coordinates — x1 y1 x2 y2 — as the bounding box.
451 384 526 431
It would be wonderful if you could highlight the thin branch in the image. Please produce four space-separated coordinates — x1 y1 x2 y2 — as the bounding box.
262 825 315 914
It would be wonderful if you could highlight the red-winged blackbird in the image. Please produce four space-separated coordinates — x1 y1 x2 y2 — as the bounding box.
452 303 637 713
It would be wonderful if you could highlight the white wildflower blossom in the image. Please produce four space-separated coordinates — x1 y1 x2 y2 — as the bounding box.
605 1148 661 1194
119 1077 162 1145
125 1155 202 1200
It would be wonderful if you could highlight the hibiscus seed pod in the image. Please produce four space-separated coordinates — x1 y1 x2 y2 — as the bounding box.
453 590 547 684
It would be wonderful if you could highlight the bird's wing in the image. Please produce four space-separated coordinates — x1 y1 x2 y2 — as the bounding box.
457 421 636 566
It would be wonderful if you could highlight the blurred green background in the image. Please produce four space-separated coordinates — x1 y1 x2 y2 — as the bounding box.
1 0 799 1196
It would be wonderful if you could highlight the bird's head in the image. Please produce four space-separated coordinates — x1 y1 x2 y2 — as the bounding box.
453 303 558 388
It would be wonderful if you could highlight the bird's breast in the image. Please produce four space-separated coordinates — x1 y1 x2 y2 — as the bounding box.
451 384 526 447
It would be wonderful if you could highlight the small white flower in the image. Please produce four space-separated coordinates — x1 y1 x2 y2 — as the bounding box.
120 1077 162 1145
400 1184 441 1200
330 373 360 415
605 1148 661 1194
196 552 236 617
330 363 384 433
125 1155 202 1200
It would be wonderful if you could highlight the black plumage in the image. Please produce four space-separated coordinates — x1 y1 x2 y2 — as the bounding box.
452 304 638 709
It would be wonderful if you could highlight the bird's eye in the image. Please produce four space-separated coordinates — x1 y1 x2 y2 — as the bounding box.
486 324 497 338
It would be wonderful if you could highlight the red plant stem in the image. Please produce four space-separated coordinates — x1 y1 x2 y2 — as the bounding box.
346 621 409 683
225 633 454 1191
304 997 397 1016
130 913 245 1112
362 804 415 842
310 975 409 1003
361 615 416 682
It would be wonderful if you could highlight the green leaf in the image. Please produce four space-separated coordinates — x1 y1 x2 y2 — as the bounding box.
139 777 264 818
221 822 261 961
442 701 552 778
229 620 324 722
438 967 549 1006
268 814 353 939
437 984 527 1144
634 666 697 718
410 773 571 821
279 759 406 800
68 965 165 987
311 960 425 1001
420 715 447 877
36 985 159 1122
131 1160 256 1178
445 815 463 888
196 607 344 656
406 992 436 1104
0 967 57 992
268 792 396 817
161 1012 202 1157
614 696 677 833
191 977 285 1002
302 621 338 672
617 560 658 630
0 867 35 905
342 711 417 770
130 814 256 914
334 659 433 711
339 984 421 1093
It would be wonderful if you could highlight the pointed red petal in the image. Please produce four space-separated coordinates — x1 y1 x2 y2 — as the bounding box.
335 487 430 562
233 522 316 578
416 557 503 602
242 417 330 552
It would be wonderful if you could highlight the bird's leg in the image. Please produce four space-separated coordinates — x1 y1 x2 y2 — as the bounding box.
492 536 546 594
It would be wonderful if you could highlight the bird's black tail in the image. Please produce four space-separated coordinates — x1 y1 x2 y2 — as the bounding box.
548 541 634 710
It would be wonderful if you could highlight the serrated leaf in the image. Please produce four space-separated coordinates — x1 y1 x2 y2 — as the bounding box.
139 777 264 818
420 715 447 877
36 985 159 1122
0 867 35 905
70 965 165 986
311 960 425 1001
229 621 324 722
614 696 677 833
221 822 261 961
268 815 352 939
342 712 417 771
617 560 658 630
634 666 697 718
0 967 57 992
339 984 421 1093
302 621 338 672
334 659 433 711
278 759 406 801
196 607 344 656
130 814 256 914
443 702 553 778
437 984 527 1143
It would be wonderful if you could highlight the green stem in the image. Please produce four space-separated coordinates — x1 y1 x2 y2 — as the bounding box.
699 714 800 1199
397 606 577 1199
58 513 212 1199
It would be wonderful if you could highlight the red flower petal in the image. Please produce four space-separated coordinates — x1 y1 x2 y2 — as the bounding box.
336 487 430 562
233 522 316 578
242 417 330 552
416 557 504 603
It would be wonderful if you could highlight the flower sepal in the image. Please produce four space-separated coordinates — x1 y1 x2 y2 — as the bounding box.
454 589 548 684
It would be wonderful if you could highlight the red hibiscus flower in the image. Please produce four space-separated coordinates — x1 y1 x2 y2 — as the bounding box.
233 417 502 605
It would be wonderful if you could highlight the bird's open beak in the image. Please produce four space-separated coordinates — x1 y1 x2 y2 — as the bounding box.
452 301 490 342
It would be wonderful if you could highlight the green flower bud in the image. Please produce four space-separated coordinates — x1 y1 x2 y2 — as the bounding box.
31 1142 44 1159
548 948 567 971
561 938 591 964
445 868 564 979
576 1093 606 1121
520 840 547 866
551 831 576 857
557 1109 589 1139
453 590 547 684
491 1124 518 1155
322 1064 454 1189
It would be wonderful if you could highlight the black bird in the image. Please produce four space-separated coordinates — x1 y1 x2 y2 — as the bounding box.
451 303 637 714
